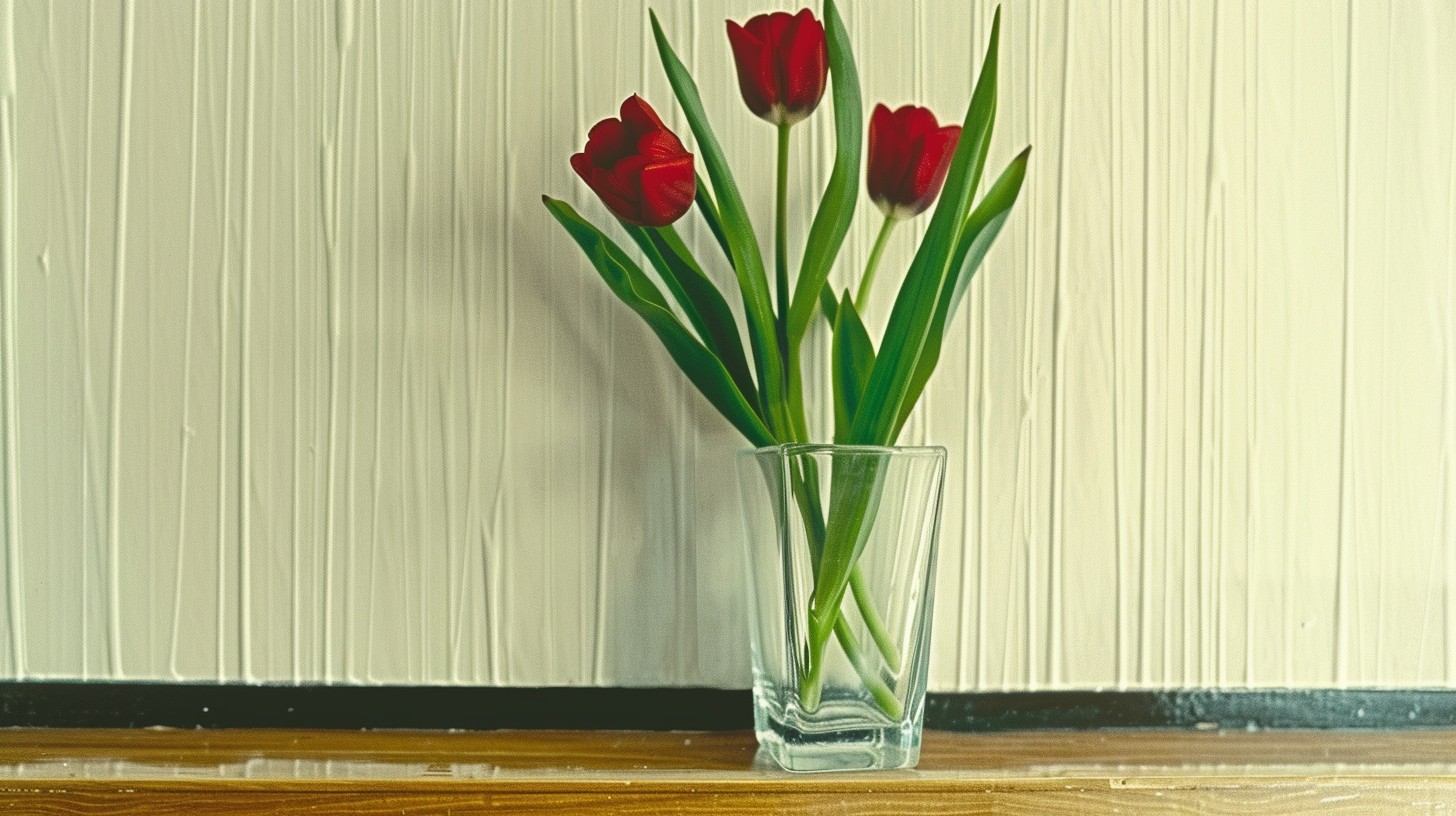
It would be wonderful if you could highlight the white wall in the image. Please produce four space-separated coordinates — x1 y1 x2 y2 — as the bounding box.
2 0 1454 690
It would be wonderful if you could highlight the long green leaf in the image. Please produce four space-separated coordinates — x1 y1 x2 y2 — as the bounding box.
649 12 789 439
693 172 734 267
544 196 775 447
621 222 759 408
845 7 1002 448
819 285 840 326
891 148 1029 437
808 452 887 652
787 0 861 348
620 222 705 332
957 22 1000 226
831 291 875 444
806 9 1004 669
946 149 1030 321
652 226 754 384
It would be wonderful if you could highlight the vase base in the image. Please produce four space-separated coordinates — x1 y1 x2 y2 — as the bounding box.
755 710 921 772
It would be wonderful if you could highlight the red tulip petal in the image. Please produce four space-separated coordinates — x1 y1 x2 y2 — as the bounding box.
753 11 794 43
756 12 795 117
583 117 629 167
605 154 649 188
931 125 963 165
619 94 667 137
726 19 775 119
726 18 762 48
867 104 889 160
893 105 941 143
636 156 696 227
590 155 647 220
903 126 960 214
636 128 686 162
873 107 914 207
570 151 594 184
781 9 826 115
765 12 793 104
866 104 898 205
578 169 633 222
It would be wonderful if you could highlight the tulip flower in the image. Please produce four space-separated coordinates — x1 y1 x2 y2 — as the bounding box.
855 104 962 309
725 9 828 126
726 9 829 346
867 104 962 220
570 95 695 227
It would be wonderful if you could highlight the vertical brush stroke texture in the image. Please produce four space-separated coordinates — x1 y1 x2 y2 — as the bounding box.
2 0 1455 690
0 0 22 678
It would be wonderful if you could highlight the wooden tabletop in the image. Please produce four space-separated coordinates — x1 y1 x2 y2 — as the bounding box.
1 728 1454 813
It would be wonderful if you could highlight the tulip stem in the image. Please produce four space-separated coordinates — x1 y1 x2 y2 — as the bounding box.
775 121 792 332
854 214 897 313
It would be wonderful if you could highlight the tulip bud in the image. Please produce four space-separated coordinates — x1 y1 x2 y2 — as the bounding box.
570 95 696 227
867 104 962 220
725 9 828 126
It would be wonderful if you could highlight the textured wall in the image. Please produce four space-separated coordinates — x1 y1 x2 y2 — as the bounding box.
2 0 1454 690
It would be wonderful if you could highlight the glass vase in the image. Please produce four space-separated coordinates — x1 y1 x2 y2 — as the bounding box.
736 443 947 772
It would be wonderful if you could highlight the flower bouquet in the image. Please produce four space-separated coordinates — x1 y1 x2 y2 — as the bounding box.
544 2 1027 771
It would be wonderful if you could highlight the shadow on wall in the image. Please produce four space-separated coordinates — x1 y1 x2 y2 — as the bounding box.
456 185 753 685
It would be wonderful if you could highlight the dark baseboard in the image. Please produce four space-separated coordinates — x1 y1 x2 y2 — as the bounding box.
926 688 1456 730
2 682 1454 731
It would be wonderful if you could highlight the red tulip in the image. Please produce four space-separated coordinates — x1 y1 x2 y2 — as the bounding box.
867 104 962 220
725 9 827 126
571 95 695 227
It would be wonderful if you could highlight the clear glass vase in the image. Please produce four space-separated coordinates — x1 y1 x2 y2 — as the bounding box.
736 443 948 772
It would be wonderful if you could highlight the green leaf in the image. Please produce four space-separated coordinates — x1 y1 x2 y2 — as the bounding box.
891 148 1030 438
649 11 789 439
788 0 862 349
957 13 1001 225
846 7 1002 447
807 9 1007 672
831 291 875 444
947 149 1030 320
620 223 699 326
621 223 760 408
544 196 775 447
819 284 840 326
693 172 734 267
808 453 887 651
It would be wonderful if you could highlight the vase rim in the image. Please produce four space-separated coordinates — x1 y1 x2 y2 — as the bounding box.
739 442 947 458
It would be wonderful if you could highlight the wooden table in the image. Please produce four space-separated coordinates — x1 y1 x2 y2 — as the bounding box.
1 728 1454 813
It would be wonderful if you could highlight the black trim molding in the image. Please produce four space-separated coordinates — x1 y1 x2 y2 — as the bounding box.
2 683 1455 731
926 688 1456 731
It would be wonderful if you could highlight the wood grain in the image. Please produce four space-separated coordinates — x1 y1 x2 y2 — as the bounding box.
1 729 1455 813
9 787 1456 816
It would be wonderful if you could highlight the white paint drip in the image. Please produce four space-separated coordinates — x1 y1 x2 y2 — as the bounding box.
103 0 136 678
168 0 205 681
0 86 25 677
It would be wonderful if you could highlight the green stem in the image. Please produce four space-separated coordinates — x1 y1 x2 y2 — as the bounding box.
834 617 903 718
775 121 791 329
849 567 902 674
800 615 902 719
853 214 897 312
786 345 811 443
774 122 802 444
797 466 885 714
775 121 815 448
790 462 901 720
